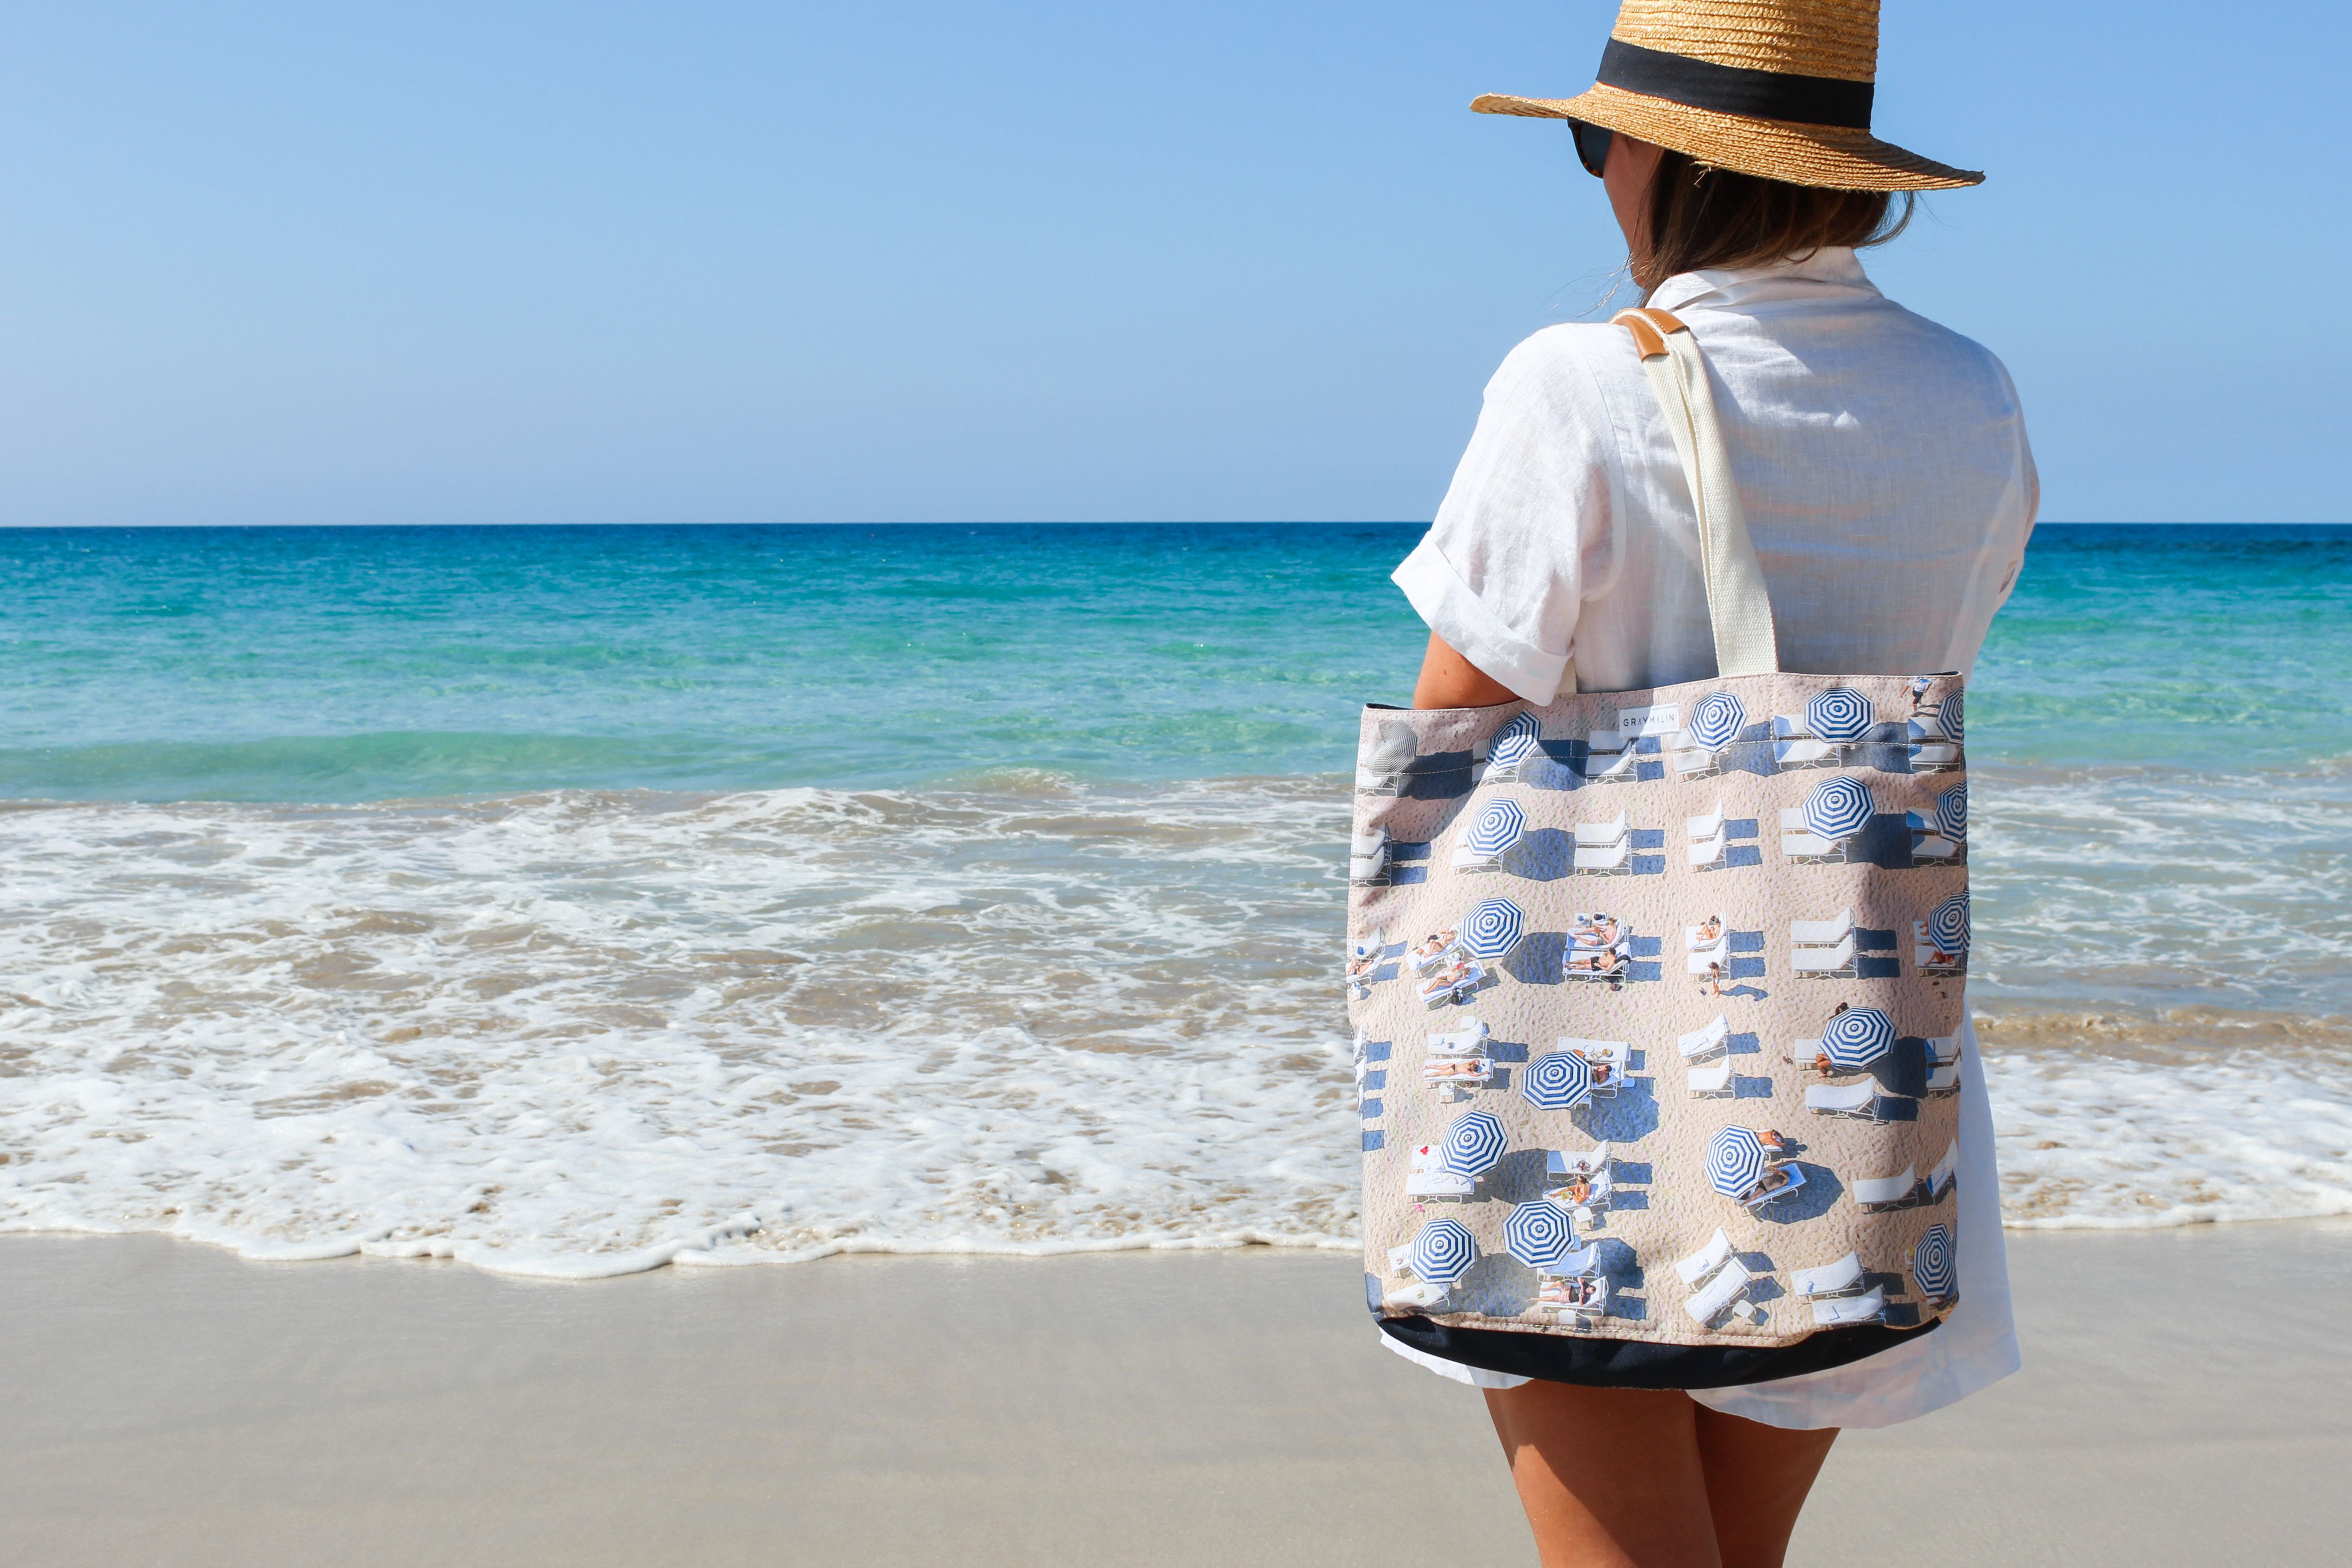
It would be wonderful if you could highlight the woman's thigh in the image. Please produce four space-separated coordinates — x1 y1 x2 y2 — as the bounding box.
1482 1382 1840 1568
1691 1403 1838 1568
1483 1382 1721 1568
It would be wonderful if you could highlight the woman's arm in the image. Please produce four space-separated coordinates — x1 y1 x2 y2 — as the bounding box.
1412 631 1520 710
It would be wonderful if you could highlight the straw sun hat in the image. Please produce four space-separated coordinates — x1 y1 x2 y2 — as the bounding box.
1475 0 1981 191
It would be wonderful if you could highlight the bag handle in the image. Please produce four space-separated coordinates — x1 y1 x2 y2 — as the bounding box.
1561 307 1780 693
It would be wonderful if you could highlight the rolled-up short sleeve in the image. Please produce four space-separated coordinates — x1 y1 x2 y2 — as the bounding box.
1391 329 1618 704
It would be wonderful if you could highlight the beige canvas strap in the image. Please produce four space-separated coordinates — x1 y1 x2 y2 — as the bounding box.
1605 306 1782 682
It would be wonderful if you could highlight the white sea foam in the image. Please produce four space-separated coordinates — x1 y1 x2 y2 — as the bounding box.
1 771 2347 1277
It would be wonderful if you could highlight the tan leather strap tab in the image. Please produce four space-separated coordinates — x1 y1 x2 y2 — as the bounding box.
1611 307 1669 360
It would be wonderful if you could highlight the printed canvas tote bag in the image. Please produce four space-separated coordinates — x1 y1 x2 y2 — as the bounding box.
1349 308 1970 1389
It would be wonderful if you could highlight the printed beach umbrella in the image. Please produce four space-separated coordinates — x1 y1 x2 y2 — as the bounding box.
1406 1218 1478 1286
1489 712 1543 771
1821 1006 1897 1069
1521 1050 1595 1111
1440 1111 1509 1177
1912 1222 1958 1301
1686 691 1747 751
1805 687 1876 744
1706 1127 1769 1200
1935 784 1969 844
1940 692 1965 742
1928 892 1971 954
1501 1201 1579 1271
1459 898 1526 961
1801 776 1876 840
1464 799 1526 860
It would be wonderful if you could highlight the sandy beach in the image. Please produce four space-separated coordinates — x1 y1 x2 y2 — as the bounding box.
2 1221 2345 1567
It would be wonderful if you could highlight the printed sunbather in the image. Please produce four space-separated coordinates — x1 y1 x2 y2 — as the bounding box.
1702 960 1726 996
1696 914 1724 944
1409 930 1459 970
1424 1058 1488 1080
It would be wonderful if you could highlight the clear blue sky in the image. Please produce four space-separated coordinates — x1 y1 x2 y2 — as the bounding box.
1 1 2345 526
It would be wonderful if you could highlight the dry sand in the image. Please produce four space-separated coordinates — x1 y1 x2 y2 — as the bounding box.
1 1221 2346 1567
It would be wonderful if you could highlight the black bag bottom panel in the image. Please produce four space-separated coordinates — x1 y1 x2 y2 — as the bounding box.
1379 1313 1939 1391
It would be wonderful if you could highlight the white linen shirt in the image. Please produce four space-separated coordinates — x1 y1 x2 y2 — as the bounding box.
1393 248 2037 702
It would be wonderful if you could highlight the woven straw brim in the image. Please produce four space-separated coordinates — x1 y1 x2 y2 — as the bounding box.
1473 81 1981 192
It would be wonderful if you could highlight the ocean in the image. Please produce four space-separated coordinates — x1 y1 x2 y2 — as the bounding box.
2 523 2346 1276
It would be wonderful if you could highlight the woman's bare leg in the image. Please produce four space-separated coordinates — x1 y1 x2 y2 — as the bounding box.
1690 1403 1839 1568
1483 1382 1721 1568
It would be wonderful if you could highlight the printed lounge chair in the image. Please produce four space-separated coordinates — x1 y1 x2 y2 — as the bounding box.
1789 908 1854 946
1407 932 1463 974
1577 811 1630 849
1675 1227 1735 1286
1405 1142 1479 1201
1851 1165 1921 1211
1770 715 1843 770
1538 1271 1613 1324
1418 958 1488 1007
1928 1141 1959 1201
1908 715 1962 773
1791 1251 1867 1299
1810 1285 1887 1327
1688 823 1729 869
1790 931 1858 978
1548 1144 1613 1182
1582 730 1641 781
1914 922 1965 974
1380 1246 1452 1311
1928 1035 1961 1067
1562 1038 1630 1097
1421 1057 1495 1099
1926 1059 1962 1097
1573 810 1635 873
1348 926 1389 964
1687 1058 1735 1098
1806 1081 1886 1121
1906 810 1964 861
1678 1014 1731 1061
1349 827 1391 886
1780 807 1845 864
1684 1256 1758 1326
1426 1018 1490 1056
1740 1161 1807 1210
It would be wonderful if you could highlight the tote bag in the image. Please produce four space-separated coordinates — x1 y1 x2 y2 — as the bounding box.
1348 308 1969 1389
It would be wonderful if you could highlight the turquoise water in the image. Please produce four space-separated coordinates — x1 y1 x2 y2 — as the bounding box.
3 523 2345 801
2 522 2348 1265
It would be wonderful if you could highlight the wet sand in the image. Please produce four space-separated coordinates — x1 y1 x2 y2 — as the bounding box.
1 1222 2345 1567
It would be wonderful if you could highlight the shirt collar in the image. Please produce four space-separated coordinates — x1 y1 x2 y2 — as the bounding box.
1648 247 1883 314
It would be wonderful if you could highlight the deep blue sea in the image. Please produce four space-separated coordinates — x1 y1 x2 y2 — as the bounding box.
2 523 2347 1272
1 524 2347 799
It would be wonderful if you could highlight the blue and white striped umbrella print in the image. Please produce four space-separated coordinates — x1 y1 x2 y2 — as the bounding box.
1935 784 1968 844
1686 691 1747 750
1521 1051 1595 1111
1406 1218 1478 1286
1501 1201 1579 1271
1441 1111 1509 1177
1489 712 1543 771
1928 892 1971 954
1801 776 1876 840
1912 1222 1958 1301
1805 687 1876 743
1940 692 1965 741
1706 1126 1769 1199
1464 799 1526 859
1459 898 1526 961
1820 1006 1897 1069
